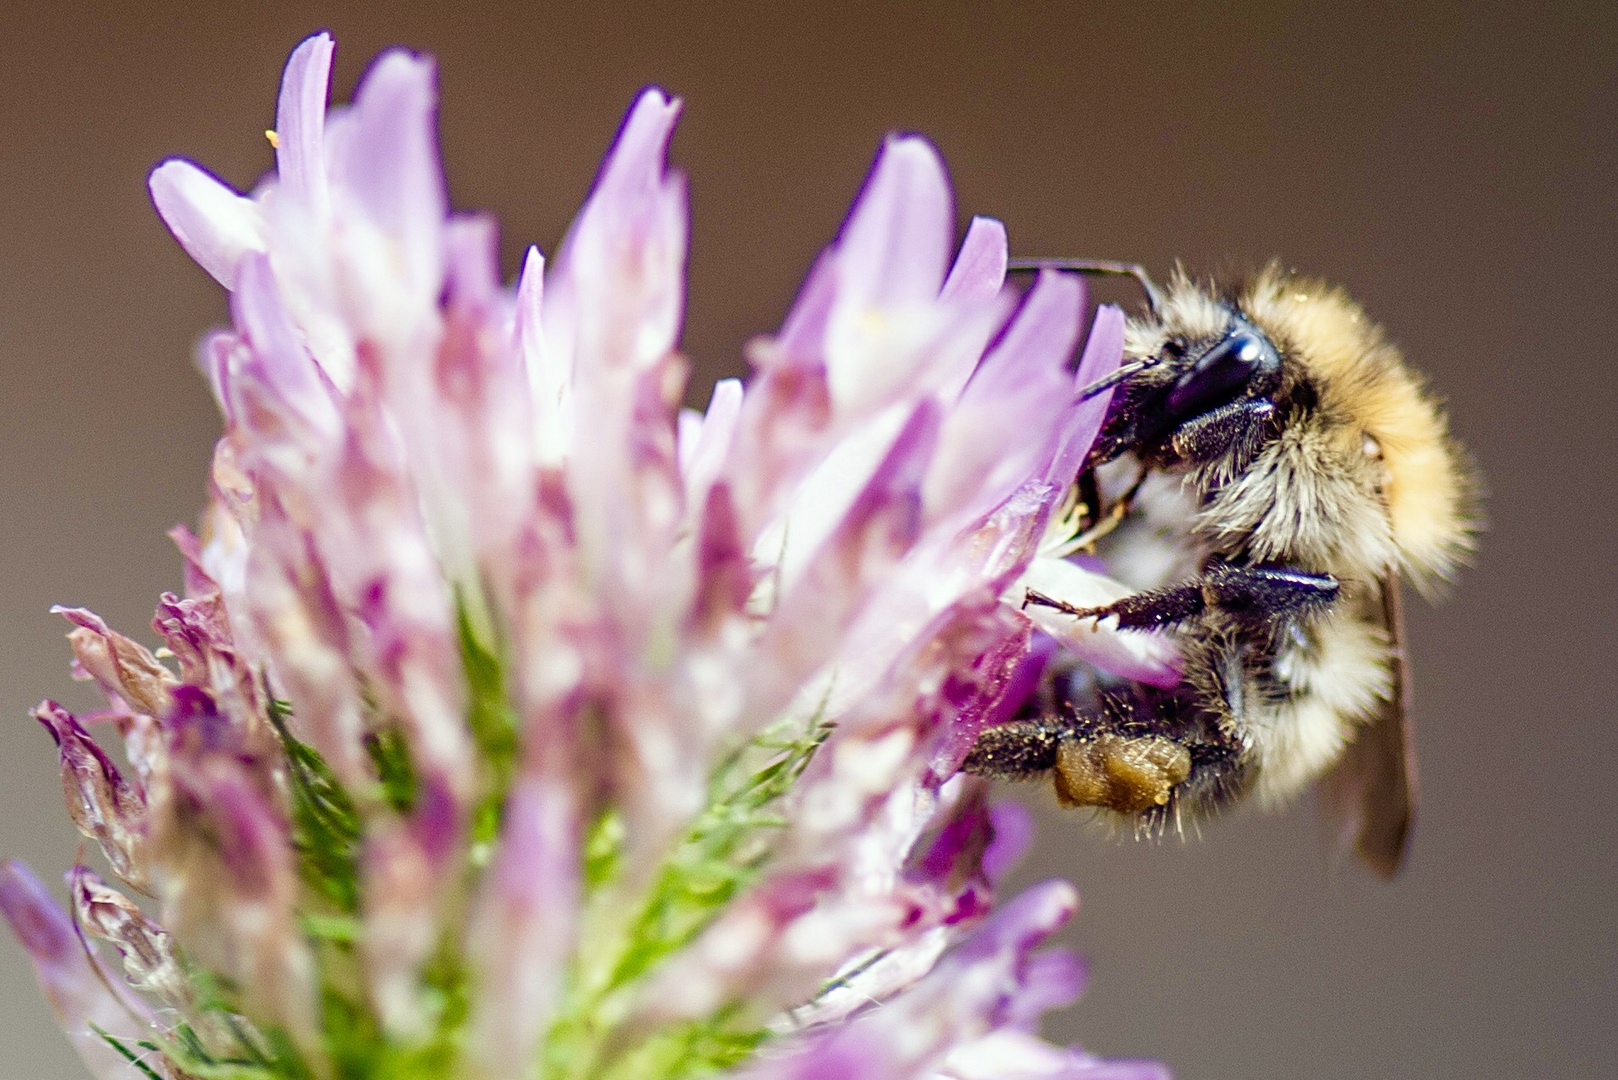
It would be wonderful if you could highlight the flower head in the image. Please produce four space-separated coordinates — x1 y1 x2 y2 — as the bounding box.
7 33 1170 1080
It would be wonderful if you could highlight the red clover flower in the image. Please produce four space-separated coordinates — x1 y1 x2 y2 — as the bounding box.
3 33 1171 1080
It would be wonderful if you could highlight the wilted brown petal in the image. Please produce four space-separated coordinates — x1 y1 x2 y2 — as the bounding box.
34 701 149 893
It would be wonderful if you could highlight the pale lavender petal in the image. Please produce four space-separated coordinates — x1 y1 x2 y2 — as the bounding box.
555 88 686 376
821 139 1006 419
199 330 239 423
924 271 1082 526
972 632 1056 745
518 245 573 465
330 48 446 300
682 376 743 510
688 481 753 638
757 403 917 596
444 213 501 305
773 248 838 367
231 252 340 438
676 408 703 474
837 136 952 310
940 216 1008 304
0 862 159 1080
274 32 334 214
738 880 1080 1080
1004 949 1088 1029
242 512 371 788
752 400 939 714
363 778 463 1036
1047 304 1126 486
157 721 316 1041
964 270 1083 404
939 1031 1174 1080
149 158 264 286
467 778 578 1071
981 800 1037 882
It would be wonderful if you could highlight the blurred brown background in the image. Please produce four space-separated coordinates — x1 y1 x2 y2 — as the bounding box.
0 2 1612 1077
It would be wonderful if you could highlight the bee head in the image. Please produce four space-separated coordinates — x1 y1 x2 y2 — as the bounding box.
1087 272 1286 470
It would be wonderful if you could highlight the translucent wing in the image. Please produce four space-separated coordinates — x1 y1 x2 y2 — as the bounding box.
1320 574 1418 878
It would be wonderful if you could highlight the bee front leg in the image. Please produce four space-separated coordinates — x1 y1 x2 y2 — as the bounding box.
1162 397 1277 469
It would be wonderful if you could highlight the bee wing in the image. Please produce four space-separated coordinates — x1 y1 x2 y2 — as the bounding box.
1320 574 1418 878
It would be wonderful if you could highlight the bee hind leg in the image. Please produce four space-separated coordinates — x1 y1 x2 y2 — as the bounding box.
962 698 1195 816
960 717 1062 780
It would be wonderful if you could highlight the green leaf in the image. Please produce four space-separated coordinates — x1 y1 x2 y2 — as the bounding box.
267 701 363 916
539 710 832 1080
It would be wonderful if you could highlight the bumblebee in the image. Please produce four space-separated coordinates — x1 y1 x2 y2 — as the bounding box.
962 260 1476 875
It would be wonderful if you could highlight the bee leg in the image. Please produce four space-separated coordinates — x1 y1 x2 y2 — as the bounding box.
963 698 1194 814
1201 561 1339 629
1165 397 1277 468
1028 561 1339 632
1026 579 1206 630
960 717 1062 780
1050 729 1193 813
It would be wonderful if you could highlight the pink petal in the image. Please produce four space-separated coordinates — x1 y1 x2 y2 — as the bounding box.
274 32 334 215
774 248 838 368
231 252 339 436
964 270 1083 404
753 400 939 712
517 246 574 465
149 158 263 286
467 778 578 1071
331 48 447 299
837 136 953 310
940 216 1008 303
0 862 158 1080
591 88 684 217
444 213 501 306
558 87 687 375
736 880 1081 1080
1047 303 1126 486
682 376 743 509
363 778 464 1035
940 1031 1173 1080
242 513 371 788
925 271 1082 525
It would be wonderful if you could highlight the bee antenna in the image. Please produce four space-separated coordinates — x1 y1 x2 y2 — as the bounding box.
1075 358 1156 401
1006 257 1165 317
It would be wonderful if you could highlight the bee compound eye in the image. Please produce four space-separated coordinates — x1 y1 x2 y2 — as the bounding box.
1163 328 1279 419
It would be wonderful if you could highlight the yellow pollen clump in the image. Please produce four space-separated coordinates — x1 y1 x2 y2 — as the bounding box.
265 129 281 149
1053 734 1191 814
